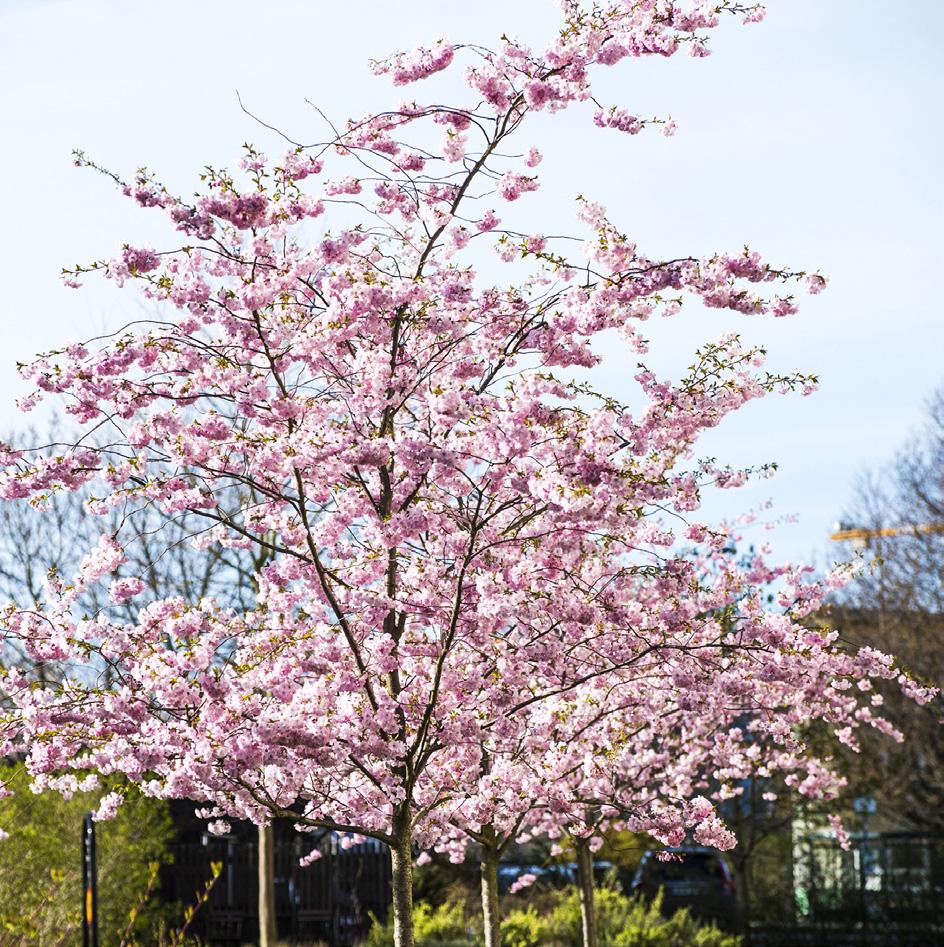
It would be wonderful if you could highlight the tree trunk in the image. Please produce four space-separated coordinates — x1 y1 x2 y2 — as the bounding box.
390 808 415 947
258 823 278 947
480 829 502 947
575 836 598 947
732 855 752 945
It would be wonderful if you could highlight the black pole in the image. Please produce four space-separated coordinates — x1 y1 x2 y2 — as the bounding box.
861 811 870 941
82 812 99 947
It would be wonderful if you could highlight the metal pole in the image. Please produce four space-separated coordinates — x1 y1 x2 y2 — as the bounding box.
82 813 99 947
861 811 870 941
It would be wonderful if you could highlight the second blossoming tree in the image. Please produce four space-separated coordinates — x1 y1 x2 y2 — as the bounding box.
415 540 916 947
0 3 932 946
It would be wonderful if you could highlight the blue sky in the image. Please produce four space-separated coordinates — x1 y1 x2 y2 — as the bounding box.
0 0 941 568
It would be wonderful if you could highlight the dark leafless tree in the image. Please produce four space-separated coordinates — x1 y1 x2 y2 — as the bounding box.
831 386 944 832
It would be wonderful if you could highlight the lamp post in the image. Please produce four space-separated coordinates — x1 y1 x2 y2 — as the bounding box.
82 812 99 947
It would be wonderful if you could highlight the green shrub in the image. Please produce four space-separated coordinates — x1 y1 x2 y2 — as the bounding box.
362 885 739 947
499 905 549 947
533 887 738 947
364 899 477 947
607 893 740 947
499 886 739 947
0 763 175 946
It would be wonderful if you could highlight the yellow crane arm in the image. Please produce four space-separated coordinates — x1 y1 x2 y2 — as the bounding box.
830 523 944 543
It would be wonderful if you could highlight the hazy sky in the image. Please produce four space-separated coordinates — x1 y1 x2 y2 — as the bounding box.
1 0 941 568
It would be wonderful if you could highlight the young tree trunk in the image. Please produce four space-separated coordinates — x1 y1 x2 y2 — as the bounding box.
390 807 415 947
732 855 752 944
575 836 598 947
480 828 502 947
258 823 278 947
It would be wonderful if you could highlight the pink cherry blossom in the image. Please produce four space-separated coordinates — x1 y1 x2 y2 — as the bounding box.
496 173 539 202
524 147 543 168
110 576 145 604
372 39 455 86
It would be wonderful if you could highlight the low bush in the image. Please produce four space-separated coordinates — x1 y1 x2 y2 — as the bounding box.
362 885 740 947
364 898 477 946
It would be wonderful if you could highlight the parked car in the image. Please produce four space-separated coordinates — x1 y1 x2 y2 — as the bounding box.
630 846 736 926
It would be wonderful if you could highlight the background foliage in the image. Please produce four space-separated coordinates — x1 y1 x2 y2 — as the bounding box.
0 764 174 946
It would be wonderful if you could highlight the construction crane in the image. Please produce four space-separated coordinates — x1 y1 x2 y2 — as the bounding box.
830 522 944 548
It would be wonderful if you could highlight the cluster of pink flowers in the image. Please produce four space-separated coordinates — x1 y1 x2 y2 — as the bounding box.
593 106 644 134
371 39 455 86
496 172 539 202
121 245 160 274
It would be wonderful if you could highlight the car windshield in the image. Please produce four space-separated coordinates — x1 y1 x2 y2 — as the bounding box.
645 853 724 882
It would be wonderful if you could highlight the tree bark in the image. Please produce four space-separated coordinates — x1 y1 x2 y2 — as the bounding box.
732 854 752 945
480 828 502 947
390 808 415 947
575 836 598 947
258 823 278 947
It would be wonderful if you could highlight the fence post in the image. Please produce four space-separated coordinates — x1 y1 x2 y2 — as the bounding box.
82 812 99 947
